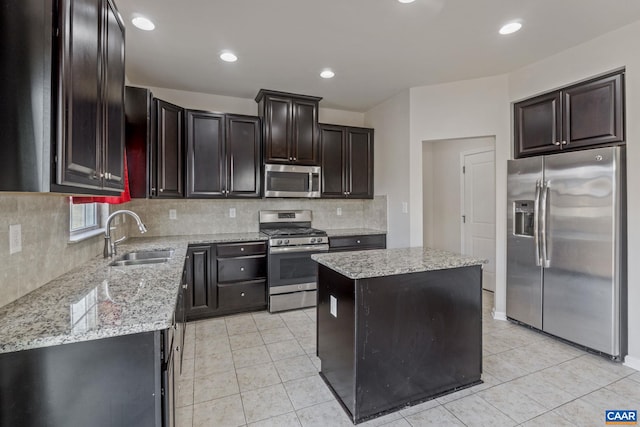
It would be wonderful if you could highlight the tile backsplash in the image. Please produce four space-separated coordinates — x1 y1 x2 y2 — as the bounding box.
0 194 386 309
122 196 387 237
0 194 104 308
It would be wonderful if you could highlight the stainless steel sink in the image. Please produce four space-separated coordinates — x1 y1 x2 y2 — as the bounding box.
109 249 175 267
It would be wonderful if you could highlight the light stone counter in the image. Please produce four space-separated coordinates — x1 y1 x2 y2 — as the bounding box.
312 247 485 280
0 233 267 354
324 228 386 237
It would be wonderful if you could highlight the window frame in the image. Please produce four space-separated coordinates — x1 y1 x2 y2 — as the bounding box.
69 198 107 242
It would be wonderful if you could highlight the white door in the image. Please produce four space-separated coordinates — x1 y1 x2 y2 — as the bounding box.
462 149 496 292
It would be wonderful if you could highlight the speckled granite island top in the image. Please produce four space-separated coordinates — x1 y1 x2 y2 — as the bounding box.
312 247 485 280
0 233 267 354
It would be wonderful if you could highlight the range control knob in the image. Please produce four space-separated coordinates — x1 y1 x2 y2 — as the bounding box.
316 237 323 243
310 238 316 243
284 239 290 245
277 239 283 245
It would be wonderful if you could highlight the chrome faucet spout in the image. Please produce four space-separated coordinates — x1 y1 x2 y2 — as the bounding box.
104 210 147 258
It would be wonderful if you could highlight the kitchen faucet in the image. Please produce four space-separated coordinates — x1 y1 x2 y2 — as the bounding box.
104 210 147 257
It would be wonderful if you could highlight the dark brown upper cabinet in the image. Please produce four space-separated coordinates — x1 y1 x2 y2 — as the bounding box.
320 124 374 199
514 71 624 158
153 99 185 198
256 90 322 166
185 111 261 198
1 0 126 194
124 86 153 198
56 0 125 193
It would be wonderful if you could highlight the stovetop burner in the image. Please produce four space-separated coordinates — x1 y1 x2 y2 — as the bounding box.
261 227 326 237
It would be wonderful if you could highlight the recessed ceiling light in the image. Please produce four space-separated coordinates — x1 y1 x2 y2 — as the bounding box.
499 22 522 35
131 16 155 31
398 0 416 3
220 52 238 62
320 69 335 79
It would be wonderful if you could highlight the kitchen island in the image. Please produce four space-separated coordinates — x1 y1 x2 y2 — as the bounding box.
312 247 485 424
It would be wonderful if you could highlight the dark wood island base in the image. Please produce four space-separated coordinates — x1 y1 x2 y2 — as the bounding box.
316 262 483 424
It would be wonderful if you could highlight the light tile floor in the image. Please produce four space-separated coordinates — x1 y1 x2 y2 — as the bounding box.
176 292 639 426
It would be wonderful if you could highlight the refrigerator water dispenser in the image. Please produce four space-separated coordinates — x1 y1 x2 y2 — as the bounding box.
513 201 534 236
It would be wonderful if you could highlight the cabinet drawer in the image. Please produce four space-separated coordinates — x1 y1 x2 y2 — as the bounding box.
218 280 266 309
217 242 266 258
329 234 386 251
218 256 266 283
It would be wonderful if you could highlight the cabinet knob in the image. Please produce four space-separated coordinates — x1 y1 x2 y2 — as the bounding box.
182 284 188 290
175 346 180 353
357 240 361 244
553 141 561 146
289 157 293 161
240 247 245 252
240 267 245 271
159 188 164 192
561 140 568 145
240 292 245 297
293 157 297 161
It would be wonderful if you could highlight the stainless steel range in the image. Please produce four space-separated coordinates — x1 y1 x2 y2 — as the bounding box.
259 210 328 313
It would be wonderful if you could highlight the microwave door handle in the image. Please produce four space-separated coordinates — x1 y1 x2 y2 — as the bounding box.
534 180 541 267
309 172 313 192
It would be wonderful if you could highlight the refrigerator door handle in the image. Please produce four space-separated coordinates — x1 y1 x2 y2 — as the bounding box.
540 181 550 268
534 180 542 267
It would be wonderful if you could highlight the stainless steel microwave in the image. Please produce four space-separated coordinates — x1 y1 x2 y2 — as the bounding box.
264 164 321 198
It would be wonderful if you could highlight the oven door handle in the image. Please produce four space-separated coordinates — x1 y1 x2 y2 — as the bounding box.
269 244 329 254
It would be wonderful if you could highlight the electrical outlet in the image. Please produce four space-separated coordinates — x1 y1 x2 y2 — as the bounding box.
229 208 236 218
169 209 177 220
330 295 338 317
402 202 409 214
336 207 342 216
9 224 22 254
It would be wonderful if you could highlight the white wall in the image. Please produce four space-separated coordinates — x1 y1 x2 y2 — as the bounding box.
423 137 495 252
364 90 411 248
508 20 640 370
137 85 365 127
408 75 511 318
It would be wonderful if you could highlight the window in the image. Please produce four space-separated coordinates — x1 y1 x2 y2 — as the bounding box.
69 198 106 241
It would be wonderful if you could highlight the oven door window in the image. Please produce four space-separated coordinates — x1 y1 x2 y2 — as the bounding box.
269 251 321 287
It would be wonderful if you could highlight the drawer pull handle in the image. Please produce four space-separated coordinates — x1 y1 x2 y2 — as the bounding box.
357 240 361 244
241 292 245 297
240 267 245 271
240 247 245 252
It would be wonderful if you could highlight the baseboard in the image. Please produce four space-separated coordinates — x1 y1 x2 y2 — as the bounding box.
623 354 640 372
492 310 507 321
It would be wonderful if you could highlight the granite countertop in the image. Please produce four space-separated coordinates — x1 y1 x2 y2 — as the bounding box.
312 247 485 280
324 228 386 237
0 233 267 354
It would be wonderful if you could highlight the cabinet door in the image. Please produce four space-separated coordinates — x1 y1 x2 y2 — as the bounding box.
185 245 216 318
514 92 562 158
563 73 624 150
154 99 184 198
320 125 346 198
226 114 261 198
186 110 225 198
57 0 102 189
292 99 319 165
263 96 291 163
102 0 125 191
346 127 374 199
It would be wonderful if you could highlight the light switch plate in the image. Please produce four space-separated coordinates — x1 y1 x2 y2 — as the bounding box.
402 202 409 214
229 208 236 218
330 295 337 317
9 224 22 254
336 207 342 216
169 209 177 220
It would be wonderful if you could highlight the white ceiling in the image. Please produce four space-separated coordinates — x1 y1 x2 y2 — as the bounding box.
116 0 640 112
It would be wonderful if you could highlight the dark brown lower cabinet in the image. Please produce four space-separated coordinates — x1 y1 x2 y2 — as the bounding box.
328 234 386 252
184 241 267 321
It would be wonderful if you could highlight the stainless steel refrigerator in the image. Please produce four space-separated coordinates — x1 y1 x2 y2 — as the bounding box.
507 146 627 359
